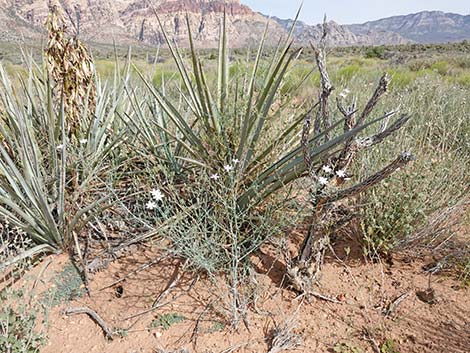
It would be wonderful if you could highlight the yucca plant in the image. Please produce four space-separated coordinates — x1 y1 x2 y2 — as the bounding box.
133 12 389 210
0 7 130 269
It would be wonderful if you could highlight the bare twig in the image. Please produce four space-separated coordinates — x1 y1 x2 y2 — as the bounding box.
384 291 411 317
338 73 392 168
308 290 341 303
65 307 115 340
362 327 381 353
311 18 334 144
336 96 358 132
356 114 410 149
357 73 391 126
324 152 415 204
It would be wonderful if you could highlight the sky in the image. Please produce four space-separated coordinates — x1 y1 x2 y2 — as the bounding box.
241 0 469 25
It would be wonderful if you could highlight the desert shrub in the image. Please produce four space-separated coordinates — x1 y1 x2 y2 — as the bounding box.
42 262 84 306
149 313 185 330
388 69 416 89
453 72 470 87
357 78 470 254
336 63 362 81
430 60 451 76
453 56 470 69
0 289 46 353
0 221 37 290
149 173 294 274
365 46 387 59
359 156 467 254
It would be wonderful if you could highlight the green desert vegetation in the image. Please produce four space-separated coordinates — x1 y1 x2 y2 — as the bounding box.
0 6 469 353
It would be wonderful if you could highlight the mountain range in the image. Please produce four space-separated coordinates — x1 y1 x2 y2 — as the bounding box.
0 0 468 47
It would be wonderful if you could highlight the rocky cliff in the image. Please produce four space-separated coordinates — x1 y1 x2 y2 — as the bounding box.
0 1 468 47
347 11 470 44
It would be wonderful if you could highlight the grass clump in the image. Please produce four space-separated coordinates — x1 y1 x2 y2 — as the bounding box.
333 342 363 353
357 77 470 255
0 289 46 353
150 313 185 330
42 262 84 306
380 339 400 353
364 46 387 59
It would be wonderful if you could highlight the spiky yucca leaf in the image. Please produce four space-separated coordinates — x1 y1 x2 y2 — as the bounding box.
133 15 394 209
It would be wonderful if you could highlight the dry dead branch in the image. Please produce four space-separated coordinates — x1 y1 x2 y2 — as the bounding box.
288 19 412 294
65 307 115 340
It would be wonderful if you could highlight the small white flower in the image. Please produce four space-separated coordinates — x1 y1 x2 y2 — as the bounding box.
339 89 350 98
336 170 347 178
79 139 88 144
232 158 240 164
146 201 157 210
322 165 333 174
318 176 329 185
151 188 164 202
56 144 64 151
224 165 233 172
210 174 220 180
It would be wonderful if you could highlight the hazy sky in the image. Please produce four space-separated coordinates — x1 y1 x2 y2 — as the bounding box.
241 0 469 25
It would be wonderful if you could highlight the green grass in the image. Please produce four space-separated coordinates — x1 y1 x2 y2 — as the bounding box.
0 289 46 353
149 313 186 330
42 262 84 307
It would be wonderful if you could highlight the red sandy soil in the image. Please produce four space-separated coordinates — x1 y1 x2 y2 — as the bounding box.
14 238 470 353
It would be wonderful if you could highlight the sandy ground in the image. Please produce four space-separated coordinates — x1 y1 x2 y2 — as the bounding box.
12 234 467 353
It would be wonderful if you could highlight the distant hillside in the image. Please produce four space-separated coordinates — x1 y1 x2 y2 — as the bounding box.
347 11 470 44
271 17 410 46
0 1 468 47
0 0 285 47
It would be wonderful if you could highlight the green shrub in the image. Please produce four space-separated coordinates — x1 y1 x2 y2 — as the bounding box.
42 262 84 306
149 313 185 330
336 63 363 81
381 339 400 353
364 46 386 59
0 289 46 353
430 60 450 76
357 79 470 254
453 72 470 87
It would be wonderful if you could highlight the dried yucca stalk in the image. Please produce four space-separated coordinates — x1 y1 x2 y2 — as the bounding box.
287 20 414 294
45 2 95 140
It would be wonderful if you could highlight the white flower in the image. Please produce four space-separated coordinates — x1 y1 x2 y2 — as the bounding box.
151 188 164 202
318 176 329 185
146 201 157 210
232 158 240 164
336 170 347 178
210 174 220 180
322 165 333 174
79 139 88 144
56 144 64 151
224 165 233 172
339 89 350 98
